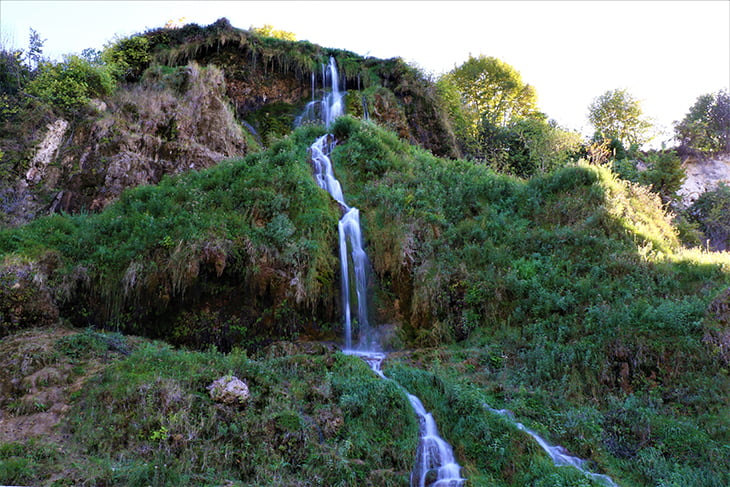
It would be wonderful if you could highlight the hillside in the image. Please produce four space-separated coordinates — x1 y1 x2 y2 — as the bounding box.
1 18 730 487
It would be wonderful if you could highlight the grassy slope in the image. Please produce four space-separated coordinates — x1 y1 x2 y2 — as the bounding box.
1 118 729 485
0 124 342 348
328 117 730 486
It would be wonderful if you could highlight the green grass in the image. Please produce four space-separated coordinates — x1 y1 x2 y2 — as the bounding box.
0 328 419 486
0 124 341 346
324 117 730 486
55 334 415 486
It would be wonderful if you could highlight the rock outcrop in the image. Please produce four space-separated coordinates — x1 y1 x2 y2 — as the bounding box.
678 154 730 205
2 63 252 226
0 257 60 336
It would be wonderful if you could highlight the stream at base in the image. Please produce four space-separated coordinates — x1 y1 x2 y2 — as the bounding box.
346 351 465 487
485 405 618 487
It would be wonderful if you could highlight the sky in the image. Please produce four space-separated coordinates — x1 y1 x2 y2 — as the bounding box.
2 0 729 147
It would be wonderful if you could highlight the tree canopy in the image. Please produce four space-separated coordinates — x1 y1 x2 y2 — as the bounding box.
588 88 653 149
674 89 730 156
249 24 297 41
26 54 115 113
441 55 538 134
478 115 582 177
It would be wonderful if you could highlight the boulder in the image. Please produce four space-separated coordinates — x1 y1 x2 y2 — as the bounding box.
207 375 249 405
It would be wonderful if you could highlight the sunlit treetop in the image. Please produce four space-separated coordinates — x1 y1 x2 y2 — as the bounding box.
249 24 297 41
443 54 538 131
588 88 653 149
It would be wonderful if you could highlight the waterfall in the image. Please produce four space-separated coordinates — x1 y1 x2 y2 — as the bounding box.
409 394 465 487
323 56 344 128
310 135 372 350
486 406 618 487
307 56 372 351
304 56 464 486
295 57 344 128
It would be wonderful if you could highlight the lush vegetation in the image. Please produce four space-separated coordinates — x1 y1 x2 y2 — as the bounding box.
687 182 730 251
0 124 340 348
588 89 653 151
438 55 582 176
2 16 730 487
25 54 116 113
2 115 730 485
332 117 730 485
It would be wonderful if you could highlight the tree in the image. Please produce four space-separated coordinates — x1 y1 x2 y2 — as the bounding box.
442 55 538 132
0 49 28 97
26 54 115 113
478 115 581 177
439 55 538 159
101 35 151 82
636 150 686 204
588 88 653 150
25 28 45 72
674 89 730 156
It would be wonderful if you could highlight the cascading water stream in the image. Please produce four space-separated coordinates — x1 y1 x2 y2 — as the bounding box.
408 393 465 487
485 405 618 487
295 57 346 129
304 56 464 487
310 134 371 350
350 351 465 487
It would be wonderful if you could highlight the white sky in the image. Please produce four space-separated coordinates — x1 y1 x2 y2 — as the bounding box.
2 1 729 147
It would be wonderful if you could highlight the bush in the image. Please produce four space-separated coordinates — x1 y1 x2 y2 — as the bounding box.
636 150 686 204
101 35 151 82
25 54 115 113
472 117 581 177
687 183 730 251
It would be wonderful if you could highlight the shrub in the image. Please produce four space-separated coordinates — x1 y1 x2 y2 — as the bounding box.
687 182 730 251
101 35 151 82
25 54 115 113
636 150 686 204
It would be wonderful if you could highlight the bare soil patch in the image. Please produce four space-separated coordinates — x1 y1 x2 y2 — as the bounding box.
0 326 101 443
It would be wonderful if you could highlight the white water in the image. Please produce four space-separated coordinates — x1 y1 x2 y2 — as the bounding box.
295 56 345 128
409 394 466 487
310 135 372 350
307 57 373 351
348 351 465 487
305 57 464 486
486 406 618 487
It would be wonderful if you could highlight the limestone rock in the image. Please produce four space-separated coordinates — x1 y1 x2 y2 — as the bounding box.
26 119 69 186
207 375 249 405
